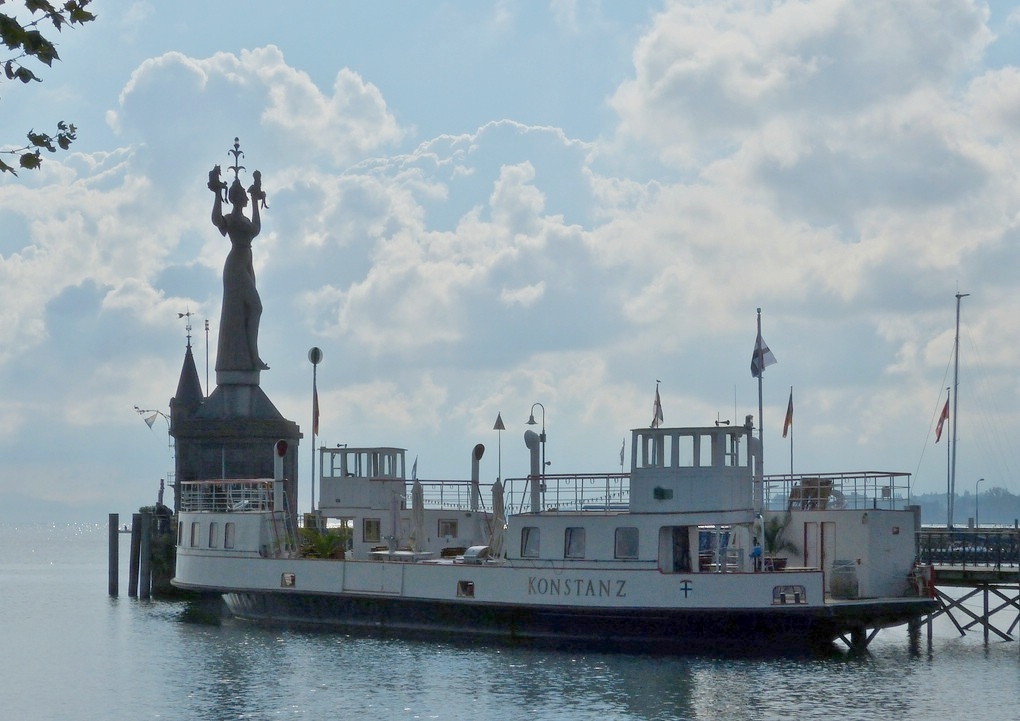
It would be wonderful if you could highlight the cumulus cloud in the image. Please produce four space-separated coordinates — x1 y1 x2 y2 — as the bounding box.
3 1 1020 520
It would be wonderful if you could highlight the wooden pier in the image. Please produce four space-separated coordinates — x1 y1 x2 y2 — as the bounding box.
918 528 1020 642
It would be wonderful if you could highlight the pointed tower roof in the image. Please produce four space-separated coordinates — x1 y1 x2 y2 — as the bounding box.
173 342 204 415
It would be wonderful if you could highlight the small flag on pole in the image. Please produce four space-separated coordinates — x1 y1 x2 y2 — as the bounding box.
144 413 158 429
782 389 793 438
493 412 505 431
651 382 663 428
620 439 625 467
935 399 949 443
750 332 777 378
411 456 418 482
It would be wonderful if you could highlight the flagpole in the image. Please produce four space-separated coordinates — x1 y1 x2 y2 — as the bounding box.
788 386 794 475
949 292 968 528
945 386 951 528
756 308 765 467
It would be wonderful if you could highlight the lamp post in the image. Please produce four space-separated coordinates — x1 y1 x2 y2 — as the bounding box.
308 347 323 517
526 402 547 481
135 406 174 495
975 477 985 528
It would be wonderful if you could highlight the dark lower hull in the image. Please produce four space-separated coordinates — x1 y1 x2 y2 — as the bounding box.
223 591 937 655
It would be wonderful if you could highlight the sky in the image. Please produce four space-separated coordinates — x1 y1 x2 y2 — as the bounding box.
2 0 1020 523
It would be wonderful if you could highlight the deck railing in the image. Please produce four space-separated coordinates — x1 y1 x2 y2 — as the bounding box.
763 471 913 511
179 479 276 512
415 480 479 510
502 473 631 514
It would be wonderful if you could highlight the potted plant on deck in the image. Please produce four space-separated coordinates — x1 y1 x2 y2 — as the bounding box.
300 526 348 560
763 512 799 571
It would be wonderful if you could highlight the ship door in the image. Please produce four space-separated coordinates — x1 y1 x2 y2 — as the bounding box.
658 526 692 573
804 522 835 570
804 522 818 568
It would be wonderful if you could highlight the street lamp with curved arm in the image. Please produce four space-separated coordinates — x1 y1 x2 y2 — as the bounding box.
975 478 985 528
526 402 547 480
135 406 174 490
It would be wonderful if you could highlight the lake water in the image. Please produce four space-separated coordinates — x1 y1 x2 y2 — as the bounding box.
2 521 1018 721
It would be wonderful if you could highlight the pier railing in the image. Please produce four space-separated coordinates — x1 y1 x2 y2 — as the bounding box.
918 527 1020 568
179 479 276 512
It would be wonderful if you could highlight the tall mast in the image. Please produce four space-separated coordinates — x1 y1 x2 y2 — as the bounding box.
756 308 764 464
949 292 968 527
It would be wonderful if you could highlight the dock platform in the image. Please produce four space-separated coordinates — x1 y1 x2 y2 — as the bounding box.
918 528 1020 642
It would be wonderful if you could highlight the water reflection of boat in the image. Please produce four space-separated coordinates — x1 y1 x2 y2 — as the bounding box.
173 413 936 654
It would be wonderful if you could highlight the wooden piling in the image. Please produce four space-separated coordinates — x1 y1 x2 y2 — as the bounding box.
128 513 141 598
108 513 119 597
139 510 152 600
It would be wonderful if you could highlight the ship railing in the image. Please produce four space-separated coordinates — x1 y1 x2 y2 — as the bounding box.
179 479 276 513
502 473 631 514
413 480 480 511
763 471 912 512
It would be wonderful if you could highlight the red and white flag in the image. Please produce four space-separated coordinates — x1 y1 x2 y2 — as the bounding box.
651 384 664 428
935 399 949 443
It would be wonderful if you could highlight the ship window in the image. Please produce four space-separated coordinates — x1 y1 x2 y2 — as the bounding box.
208 521 219 548
438 519 458 538
678 434 695 467
224 522 235 549
457 580 475 598
363 518 381 543
641 433 669 468
615 527 639 559
521 527 540 557
190 521 200 547
564 527 586 558
177 522 183 546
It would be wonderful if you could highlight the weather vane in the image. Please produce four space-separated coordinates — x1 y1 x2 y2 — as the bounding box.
178 308 194 346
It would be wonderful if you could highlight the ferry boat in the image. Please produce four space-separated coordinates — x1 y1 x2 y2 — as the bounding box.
172 416 937 654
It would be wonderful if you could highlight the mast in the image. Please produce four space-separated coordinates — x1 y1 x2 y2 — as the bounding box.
756 308 764 461
949 292 968 527
945 387 951 528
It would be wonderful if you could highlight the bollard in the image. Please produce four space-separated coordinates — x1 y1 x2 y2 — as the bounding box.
128 513 141 598
139 510 152 600
108 513 119 597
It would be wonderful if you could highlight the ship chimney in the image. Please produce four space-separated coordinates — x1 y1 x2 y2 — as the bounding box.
470 443 485 511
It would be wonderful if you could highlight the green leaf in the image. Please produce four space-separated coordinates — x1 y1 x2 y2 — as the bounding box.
27 1 59 14
15 66 40 83
66 2 96 26
0 15 29 52
27 130 56 151
22 30 58 65
19 151 42 170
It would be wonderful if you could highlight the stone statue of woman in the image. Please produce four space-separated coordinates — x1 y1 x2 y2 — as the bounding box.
209 164 269 373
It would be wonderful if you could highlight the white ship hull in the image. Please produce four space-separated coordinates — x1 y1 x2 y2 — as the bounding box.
173 421 937 654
